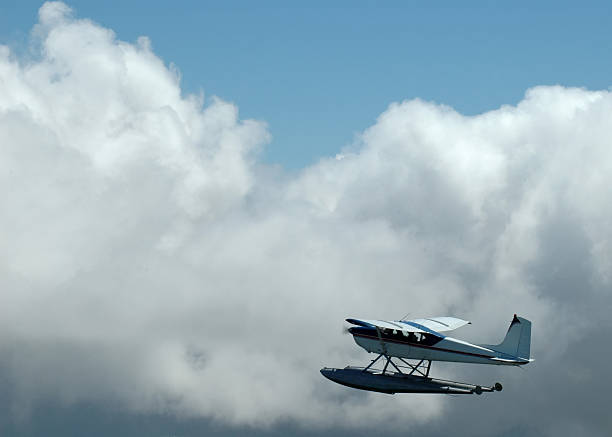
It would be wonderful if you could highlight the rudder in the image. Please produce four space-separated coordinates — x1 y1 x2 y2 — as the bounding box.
491 314 531 359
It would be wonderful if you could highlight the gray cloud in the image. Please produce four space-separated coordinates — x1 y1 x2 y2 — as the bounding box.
1 2 611 436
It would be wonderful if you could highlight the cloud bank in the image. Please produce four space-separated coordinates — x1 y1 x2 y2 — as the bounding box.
1 2 611 436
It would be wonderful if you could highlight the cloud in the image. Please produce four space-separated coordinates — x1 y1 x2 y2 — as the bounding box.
1 2 611 435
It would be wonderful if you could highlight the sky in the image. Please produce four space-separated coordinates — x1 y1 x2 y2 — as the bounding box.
1 2 612 437
2 1 612 168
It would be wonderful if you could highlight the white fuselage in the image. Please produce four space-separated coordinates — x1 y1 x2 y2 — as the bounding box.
351 330 527 365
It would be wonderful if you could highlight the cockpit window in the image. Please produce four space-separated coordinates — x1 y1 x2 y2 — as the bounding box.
382 329 441 346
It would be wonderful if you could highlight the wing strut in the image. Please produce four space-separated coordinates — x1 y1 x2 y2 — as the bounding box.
386 356 404 374
397 358 432 377
375 327 388 355
363 354 430 377
382 356 391 374
363 353 384 372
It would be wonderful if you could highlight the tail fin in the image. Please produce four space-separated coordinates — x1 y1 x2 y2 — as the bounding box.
490 315 531 359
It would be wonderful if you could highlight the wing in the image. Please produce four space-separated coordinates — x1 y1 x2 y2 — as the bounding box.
346 319 419 331
346 316 470 335
345 318 441 336
404 317 471 332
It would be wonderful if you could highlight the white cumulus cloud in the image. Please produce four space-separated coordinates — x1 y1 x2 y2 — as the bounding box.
1 3 612 436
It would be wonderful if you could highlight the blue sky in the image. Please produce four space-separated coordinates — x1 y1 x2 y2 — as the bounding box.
2 1 611 168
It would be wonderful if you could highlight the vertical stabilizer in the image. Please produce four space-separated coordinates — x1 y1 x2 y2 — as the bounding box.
489 315 531 359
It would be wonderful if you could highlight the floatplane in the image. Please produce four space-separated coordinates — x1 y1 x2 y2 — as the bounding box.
321 314 532 395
